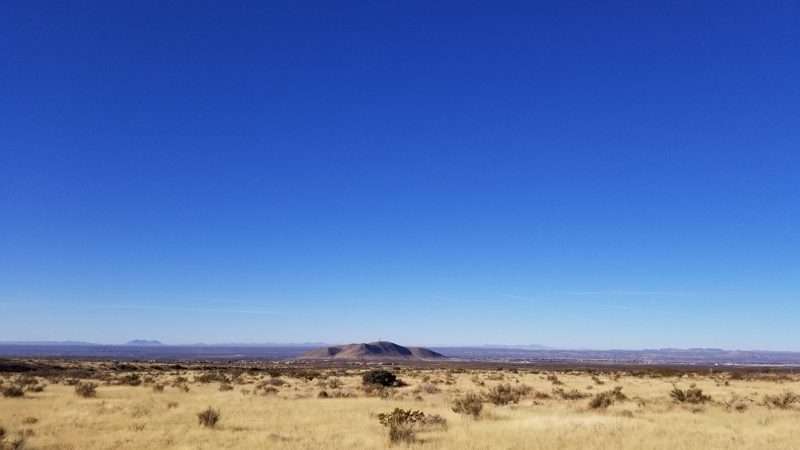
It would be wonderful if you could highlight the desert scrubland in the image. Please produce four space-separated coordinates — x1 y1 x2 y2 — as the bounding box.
1 362 799 450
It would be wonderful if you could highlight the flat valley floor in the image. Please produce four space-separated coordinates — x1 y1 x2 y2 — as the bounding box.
1 362 798 449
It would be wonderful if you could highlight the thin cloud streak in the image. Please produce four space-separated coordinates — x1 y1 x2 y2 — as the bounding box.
0 299 283 315
498 293 666 314
496 294 579 318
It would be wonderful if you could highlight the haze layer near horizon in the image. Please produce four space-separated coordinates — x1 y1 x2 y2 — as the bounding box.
1 1 798 350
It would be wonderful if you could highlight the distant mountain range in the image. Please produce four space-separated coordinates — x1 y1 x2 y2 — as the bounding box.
482 344 553 350
0 341 326 347
124 340 163 346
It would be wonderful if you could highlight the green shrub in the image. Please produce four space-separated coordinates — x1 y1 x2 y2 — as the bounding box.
74 382 98 398
452 392 483 418
362 370 397 387
197 406 221 428
377 408 424 443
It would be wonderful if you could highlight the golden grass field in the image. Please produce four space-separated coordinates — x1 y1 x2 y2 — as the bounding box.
1 362 798 450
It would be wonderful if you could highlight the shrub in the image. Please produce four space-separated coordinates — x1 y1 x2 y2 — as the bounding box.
377 408 424 443
317 390 329 398
24 384 45 393
197 406 221 428
119 374 141 386
1 386 24 398
452 392 483 419
262 386 278 396
589 392 613 409
327 378 343 389
484 384 520 405
669 384 710 404
152 384 165 393
420 384 440 394
0 426 27 450
763 390 799 409
419 413 448 431
362 370 397 387
218 384 233 392
74 382 98 398
610 386 628 401
553 388 590 400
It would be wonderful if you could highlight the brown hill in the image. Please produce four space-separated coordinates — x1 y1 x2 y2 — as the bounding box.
297 341 447 361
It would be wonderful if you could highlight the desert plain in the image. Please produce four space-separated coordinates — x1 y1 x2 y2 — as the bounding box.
1 359 799 450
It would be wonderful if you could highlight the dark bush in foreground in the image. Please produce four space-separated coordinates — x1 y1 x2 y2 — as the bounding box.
197 406 221 428
377 408 424 443
0 426 27 450
452 392 483 418
362 370 397 387
74 382 98 398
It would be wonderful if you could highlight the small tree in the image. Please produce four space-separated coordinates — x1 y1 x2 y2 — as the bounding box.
452 392 483 419
362 370 397 387
377 408 424 443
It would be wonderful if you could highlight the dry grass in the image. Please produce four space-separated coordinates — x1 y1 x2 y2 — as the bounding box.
0 366 798 449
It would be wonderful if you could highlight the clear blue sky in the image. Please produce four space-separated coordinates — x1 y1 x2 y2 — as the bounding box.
1 1 798 350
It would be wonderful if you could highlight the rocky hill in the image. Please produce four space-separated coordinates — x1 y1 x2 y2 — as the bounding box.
297 341 447 361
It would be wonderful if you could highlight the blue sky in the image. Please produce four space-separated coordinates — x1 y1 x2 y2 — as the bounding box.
1 1 798 350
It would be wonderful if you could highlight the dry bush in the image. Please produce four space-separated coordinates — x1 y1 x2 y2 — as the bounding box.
1 386 24 398
261 386 279 396
376 408 424 444
763 390 799 409
669 384 711 404
419 413 448 431
317 391 329 398
74 382 98 398
152 384 164 393
0 426 28 450
420 383 440 394
588 392 613 409
484 384 520 405
552 388 590 400
452 392 483 418
118 374 141 386
218 384 233 392
197 406 221 428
